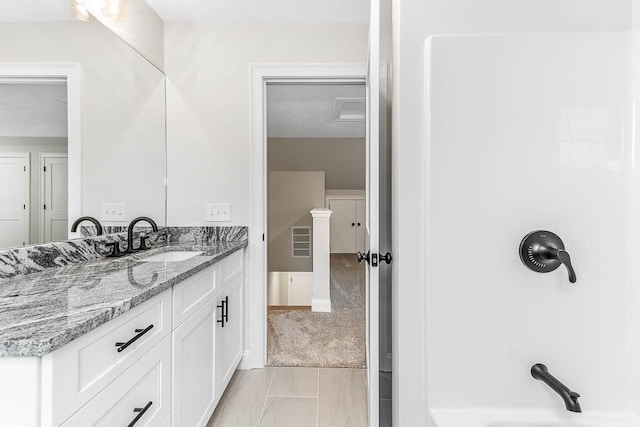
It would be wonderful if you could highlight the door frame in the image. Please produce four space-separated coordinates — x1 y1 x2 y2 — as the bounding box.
0 64 81 237
39 152 69 243
247 64 367 370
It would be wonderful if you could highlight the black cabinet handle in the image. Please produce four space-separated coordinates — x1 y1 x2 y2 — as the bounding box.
115 324 154 353
223 296 229 322
128 401 153 427
380 252 393 264
217 299 226 327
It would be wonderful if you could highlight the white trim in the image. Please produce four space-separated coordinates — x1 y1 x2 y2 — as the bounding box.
0 64 81 240
311 298 331 313
325 193 366 210
310 208 332 218
39 153 68 243
250 63 367 370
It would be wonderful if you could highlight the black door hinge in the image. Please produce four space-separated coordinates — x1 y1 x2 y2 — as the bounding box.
262 233 265 242
43 204 46 210
43 166 47 172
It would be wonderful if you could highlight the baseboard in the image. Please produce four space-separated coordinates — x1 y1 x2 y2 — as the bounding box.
311 298 331 312
238 351 253 370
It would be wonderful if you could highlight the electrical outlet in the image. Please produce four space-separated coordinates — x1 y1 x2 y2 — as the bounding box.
101 203 126 222
206 203 231 222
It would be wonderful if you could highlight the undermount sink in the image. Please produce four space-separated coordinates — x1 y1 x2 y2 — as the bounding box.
140 251 203 263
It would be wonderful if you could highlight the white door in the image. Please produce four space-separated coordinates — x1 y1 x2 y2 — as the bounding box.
366 0 381 422
329 199 357 253
42 154 68 242
0 154 29 248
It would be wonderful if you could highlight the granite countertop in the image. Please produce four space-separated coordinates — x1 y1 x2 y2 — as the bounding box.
0 241 247 357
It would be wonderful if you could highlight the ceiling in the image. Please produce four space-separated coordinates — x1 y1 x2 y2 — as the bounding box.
0 0 76 22
145 0 369 23
267 84 365 138
0 83 68 138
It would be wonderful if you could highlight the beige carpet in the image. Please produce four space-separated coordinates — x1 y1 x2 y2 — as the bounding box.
267 254 366 368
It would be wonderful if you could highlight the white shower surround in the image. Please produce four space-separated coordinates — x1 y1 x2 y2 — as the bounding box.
425 32 640 422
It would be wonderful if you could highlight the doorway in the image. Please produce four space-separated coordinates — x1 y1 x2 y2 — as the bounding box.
0 77 69 247
265 82 367 368
249 63 388 426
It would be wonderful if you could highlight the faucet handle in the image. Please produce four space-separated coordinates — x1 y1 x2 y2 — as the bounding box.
556 249 576 283
105 241 123 258
138 234 150 251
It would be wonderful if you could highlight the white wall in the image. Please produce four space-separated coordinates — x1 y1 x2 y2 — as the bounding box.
391 1 633 424
165 22 368 227
268 137 365 190
0 137 67 244
427 32 637 415
268 171 325 272
0 22 166 227
78 0 165 70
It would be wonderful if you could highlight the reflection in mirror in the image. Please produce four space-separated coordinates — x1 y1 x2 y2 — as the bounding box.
0 78 69 247
0 0 167 250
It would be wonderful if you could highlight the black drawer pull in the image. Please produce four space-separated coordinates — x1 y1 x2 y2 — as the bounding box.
115 324 154 353
217 299 226 327
223 296 229 322
128 401 153 427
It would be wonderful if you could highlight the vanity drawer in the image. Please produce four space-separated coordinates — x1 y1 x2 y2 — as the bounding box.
61 334 171 427
43 291 171 426
220 249 243 284
173 264 218 327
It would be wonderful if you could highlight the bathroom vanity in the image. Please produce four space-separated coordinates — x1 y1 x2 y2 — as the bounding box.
0 239 246 427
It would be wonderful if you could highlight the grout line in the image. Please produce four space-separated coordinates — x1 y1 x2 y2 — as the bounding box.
316 368 320 427
257 368 276 427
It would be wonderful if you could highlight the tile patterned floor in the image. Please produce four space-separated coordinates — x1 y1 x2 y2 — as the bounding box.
207 367 368 427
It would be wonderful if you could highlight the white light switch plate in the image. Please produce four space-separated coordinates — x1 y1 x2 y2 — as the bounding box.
206 203 231 222
101 203 126 222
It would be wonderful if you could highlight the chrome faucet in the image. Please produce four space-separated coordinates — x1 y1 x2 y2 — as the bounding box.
531 364 581 413
70 216 103 236
125 217 158 253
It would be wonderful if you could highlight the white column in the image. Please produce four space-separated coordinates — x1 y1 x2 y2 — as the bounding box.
310 208 332 312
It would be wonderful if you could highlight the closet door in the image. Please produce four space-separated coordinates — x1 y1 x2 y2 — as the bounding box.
355 199 366 253
329 199 356 253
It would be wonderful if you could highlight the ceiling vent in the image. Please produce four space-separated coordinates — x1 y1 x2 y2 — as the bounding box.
333 97 365 122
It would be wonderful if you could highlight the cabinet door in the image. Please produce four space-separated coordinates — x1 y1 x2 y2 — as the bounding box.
172 300 217 427
355 199 366 253
61 335 171 427
329 199 357 253
216 274 244 394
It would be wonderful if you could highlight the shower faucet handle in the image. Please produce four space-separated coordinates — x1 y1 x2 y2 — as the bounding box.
556 249 576 283
519 230 577 284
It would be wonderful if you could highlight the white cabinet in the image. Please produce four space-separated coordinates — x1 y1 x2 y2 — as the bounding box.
172 299 218 427
328 198 365 253
61 334 171 427
0 248 245 427
216 274 244 393
173 248 245 425
43 291 172 426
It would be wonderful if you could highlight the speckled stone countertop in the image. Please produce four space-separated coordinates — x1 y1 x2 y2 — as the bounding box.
0 241 247 357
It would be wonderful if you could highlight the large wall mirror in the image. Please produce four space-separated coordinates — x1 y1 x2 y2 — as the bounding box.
0 0 166 250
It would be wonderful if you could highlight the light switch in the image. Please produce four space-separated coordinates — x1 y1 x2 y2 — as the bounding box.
101 203 126 222
206 203 231 222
